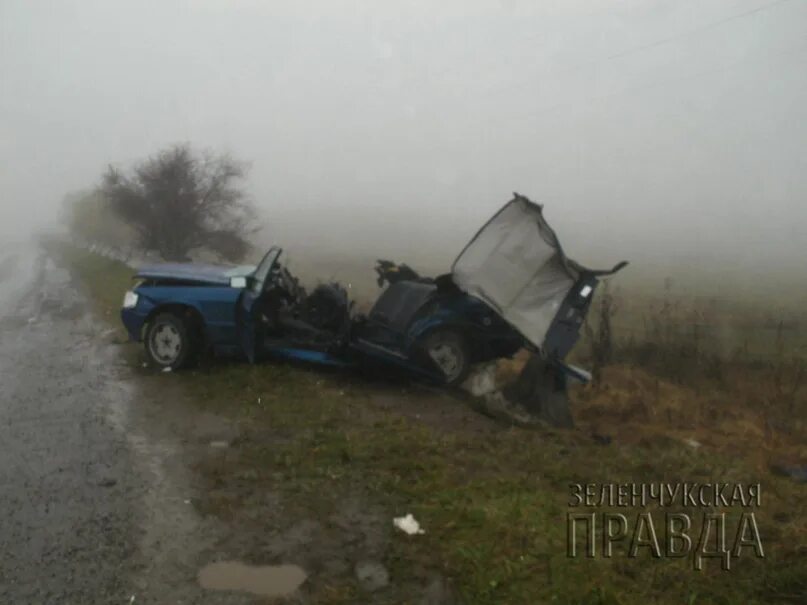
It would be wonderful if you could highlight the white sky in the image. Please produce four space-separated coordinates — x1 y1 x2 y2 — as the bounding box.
1 0 806 273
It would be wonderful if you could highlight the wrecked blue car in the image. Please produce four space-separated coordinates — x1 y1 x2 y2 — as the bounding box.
120 194 626 385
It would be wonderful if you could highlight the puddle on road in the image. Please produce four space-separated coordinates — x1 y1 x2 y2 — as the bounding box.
197 561 307 597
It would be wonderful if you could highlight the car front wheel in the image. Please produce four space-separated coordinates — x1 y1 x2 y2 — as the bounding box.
420 330 471 386
144 313 195 370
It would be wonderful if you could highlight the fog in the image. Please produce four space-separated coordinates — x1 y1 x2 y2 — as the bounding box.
2 0 806 279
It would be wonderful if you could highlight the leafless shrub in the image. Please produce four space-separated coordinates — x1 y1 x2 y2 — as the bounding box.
585 281 618 384
101 143 256 262
609 277 729 385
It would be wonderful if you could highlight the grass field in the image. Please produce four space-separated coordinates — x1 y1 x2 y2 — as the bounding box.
50 240 807 605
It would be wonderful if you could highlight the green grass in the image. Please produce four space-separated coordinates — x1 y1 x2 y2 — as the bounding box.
45 240 134 332
174 356 807 605
55 242 807 605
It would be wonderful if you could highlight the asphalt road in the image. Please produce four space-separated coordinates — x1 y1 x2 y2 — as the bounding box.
0 246 249 604
0 247 145 603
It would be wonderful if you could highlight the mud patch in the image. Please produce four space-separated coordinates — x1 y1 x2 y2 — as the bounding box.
197 561 307 597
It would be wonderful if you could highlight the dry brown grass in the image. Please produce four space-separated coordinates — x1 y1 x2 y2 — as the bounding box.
573 364 807 468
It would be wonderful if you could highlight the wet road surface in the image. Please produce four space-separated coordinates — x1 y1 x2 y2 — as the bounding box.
0 249 138 602
0 246 251 604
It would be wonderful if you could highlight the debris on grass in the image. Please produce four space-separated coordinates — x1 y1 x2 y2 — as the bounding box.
162 366 172 373
394 513 425 535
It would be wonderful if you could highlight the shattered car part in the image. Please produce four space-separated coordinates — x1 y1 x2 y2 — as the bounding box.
453 194 626 358
374 260 426 287
501 355 575 428
120 194 626 390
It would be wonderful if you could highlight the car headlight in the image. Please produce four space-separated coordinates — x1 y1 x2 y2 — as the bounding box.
123 291 139 309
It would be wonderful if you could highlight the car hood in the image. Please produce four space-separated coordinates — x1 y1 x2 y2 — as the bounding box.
452 194 626 350
135 262 255 286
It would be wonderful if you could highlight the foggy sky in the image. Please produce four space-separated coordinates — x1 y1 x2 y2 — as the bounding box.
2 0 806 275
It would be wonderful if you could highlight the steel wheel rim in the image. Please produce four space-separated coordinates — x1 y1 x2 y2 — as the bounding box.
149 322 182 365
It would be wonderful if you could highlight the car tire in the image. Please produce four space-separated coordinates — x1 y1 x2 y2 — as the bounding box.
420 329 471 386
144 313 196 370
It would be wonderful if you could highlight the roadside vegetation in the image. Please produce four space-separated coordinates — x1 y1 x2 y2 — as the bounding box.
61 143 256 264
52 241 807 605
46 243 133 333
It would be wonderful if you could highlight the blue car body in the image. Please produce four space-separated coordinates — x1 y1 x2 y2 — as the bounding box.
121 195 626 383
121 263 252 356
121 257 524 380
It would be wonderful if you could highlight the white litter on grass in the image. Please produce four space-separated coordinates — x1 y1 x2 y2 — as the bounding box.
142 362 148 368
393 514 425 535
162 367 172 373
684 438 702 449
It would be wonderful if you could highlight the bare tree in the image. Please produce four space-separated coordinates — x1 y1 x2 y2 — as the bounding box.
101 144 255 261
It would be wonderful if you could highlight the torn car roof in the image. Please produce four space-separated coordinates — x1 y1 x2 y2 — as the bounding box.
451 193 626 350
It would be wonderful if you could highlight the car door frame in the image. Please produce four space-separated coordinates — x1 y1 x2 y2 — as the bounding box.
236 247 282 362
